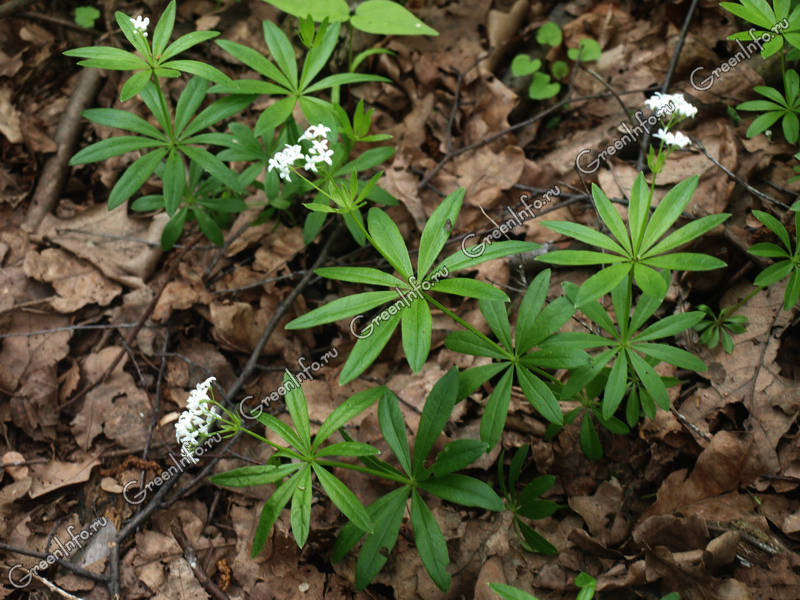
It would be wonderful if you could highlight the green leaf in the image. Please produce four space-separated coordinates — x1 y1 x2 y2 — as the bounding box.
542 221 628 255
634 311 704 341
602 352 627 419
518 474 555 502
367 208 414 278
517 518 558 554
303 72 390 94
313 464 373 533
161 206 187 249
315 266 407 288
64 45 147 70
108 148 167 210
635 342 707 371
753 259 793 287
536 21 562 46
574 263 631 307
567 38 601 61
480 300 513 349
511 55 542 77
457 363 508 401
174 77 209 135
209 463 301 487
419 474 504 511
522 346 588 369
286 290 397 329
300 21 341 88
82 108 165 140
354 486 410 589
489 583 540 600
590 183 631 253
628 172 650 253
139 80 172 131
517 366 563 425
627 350 670 410
116 10 151 58
418 188 464 279
251 470 303 556
784 268 800 310
480 367 514 448
414 367 459 475
752 209 792 251
518 498 560 520
161 30 220 62
537 249 628 266
508 445 529 491
351 0 438 36
515 269 550 353
181 145 243 192
152 0 176 58
256 96 298 134
314 387 384 450
521 295 576 349
214 39 293 89
429 278 510 301
181 94 255 139
640 176 699 253
263 0 350 22
339 309 402 384
70 136 161 165
579 412 602 460
748 242 790 258
410 490 450 591
402 298 432 372
119 70 151 102
431 440 489 476
528 72 560 100
74 6 100 29
163 150 185 215
378 389 413 475
256 413 305 450
316 442 380 457
160 59 230 84
644 252 727 271
644 214 731 256
445 330 509 359
262 20 298 89
437 240 540 273
633 263 667 298
290 466 313 547
745 110 784 138
283 371 311 453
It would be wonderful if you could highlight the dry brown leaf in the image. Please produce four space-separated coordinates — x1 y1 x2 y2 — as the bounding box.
23 248 122 312
28 456 99 498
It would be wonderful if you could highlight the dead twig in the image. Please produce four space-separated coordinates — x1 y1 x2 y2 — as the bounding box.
0 543 110 583
170 522 230 600
23 68 103 231
693 138 791 210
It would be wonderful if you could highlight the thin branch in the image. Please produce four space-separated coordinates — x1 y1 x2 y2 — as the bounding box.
170 522 230 600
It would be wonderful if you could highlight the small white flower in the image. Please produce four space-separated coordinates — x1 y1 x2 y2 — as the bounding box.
131 15 150 37
303 159 319 173
653 128 692 148
646 92 697 119
311 147 334 166
299 124 331 141
176 377 220 459
310 138 329 155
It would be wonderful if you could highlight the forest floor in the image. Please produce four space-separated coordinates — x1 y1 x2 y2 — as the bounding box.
1 0 799 599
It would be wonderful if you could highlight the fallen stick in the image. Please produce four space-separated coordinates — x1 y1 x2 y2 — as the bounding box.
24 68 103 232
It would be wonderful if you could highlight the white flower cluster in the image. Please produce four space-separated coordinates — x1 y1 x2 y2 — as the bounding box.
175 377 220 461
268 124 333 182
131 15 150 37
645 92 697 119
654 128 692 148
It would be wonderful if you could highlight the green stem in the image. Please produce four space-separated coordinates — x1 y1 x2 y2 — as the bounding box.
151 72 174 141
721 285 763 318
237 427 306 460
422 292 513 360
317 459 411 485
